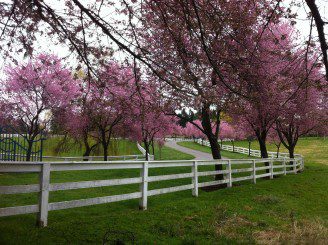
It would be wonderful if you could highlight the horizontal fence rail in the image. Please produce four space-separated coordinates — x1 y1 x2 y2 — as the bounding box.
0 141 153 162
195 138 303 160
136 142 154 160
165 137 231 142
42 154 146 161
1 153 147 161
165 138 194 142
0 155 304 227
44 142 154 162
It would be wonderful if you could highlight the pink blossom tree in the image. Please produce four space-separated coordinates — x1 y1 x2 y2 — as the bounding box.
127 80 177 160
177 120 205 140
267 128 282 158
57 100 99 160
219 121 246 152
134 0 283 175
1 54 80 161
84 62 136 161
275 82 327 160
230 22 315 160
128 112 176 160
219 121 237 151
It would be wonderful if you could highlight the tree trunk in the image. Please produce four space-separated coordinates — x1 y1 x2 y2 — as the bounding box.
305 0 328 80
26 140 33 162
275 123 299 170
288 147 295 159
232 140 235 152
83 147 92 161
201 106 223 180
248 141 251 156
151 139 155 156
82 135 92 161
257 133 270 173
102 141 109 161
258 137 268 158
288 146 295 169
99 129 110 161
143 140 150 161
276 144 281 158
207 135 224 179
207 135 221 159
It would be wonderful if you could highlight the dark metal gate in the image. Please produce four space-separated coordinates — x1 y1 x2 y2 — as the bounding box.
0 125 44 161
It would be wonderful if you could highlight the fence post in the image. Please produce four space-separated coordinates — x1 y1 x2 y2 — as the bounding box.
13 141 16 161
139 161 148 210
270 159 274 179
283 158 287 175
227 160 232 188
37 163 50 227
192 161 198 197
293 159 297 174
252 160 256 184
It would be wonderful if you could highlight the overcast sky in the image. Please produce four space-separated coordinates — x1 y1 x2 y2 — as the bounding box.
290 0 328 42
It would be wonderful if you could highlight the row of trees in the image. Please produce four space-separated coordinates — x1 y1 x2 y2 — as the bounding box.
5 52 323 162
0 1 326 178
0 54 178 160
140 3 327 177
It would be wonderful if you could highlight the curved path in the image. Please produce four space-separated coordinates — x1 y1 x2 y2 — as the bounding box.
165 140 213 160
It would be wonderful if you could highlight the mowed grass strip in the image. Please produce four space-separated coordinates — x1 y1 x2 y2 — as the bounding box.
221 137 328 166
42 136 194 161
39 137 140 157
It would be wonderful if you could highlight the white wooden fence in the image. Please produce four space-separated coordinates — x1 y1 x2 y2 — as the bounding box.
0 153 147 162
1 142 151 162
42 154 146 161
165 137 194 142
0 156 303 227
136 142 154 160
165 137 231 142
45 142 153 161
195 139 302 159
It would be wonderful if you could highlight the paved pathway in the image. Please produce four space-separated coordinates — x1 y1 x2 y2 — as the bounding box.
165 140 213 160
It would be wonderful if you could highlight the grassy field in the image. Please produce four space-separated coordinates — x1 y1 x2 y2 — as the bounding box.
0 137 327 244
152 144 194 160
42 137 140 157
42 136 193 161
222 137 328 165
179 137 328 165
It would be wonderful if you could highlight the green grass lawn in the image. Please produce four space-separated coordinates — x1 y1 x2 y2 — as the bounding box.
179 137 328 166
222 137 328 166
42 136 193 161
0 137 327 243
152 144 194 160
42 137 141 157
